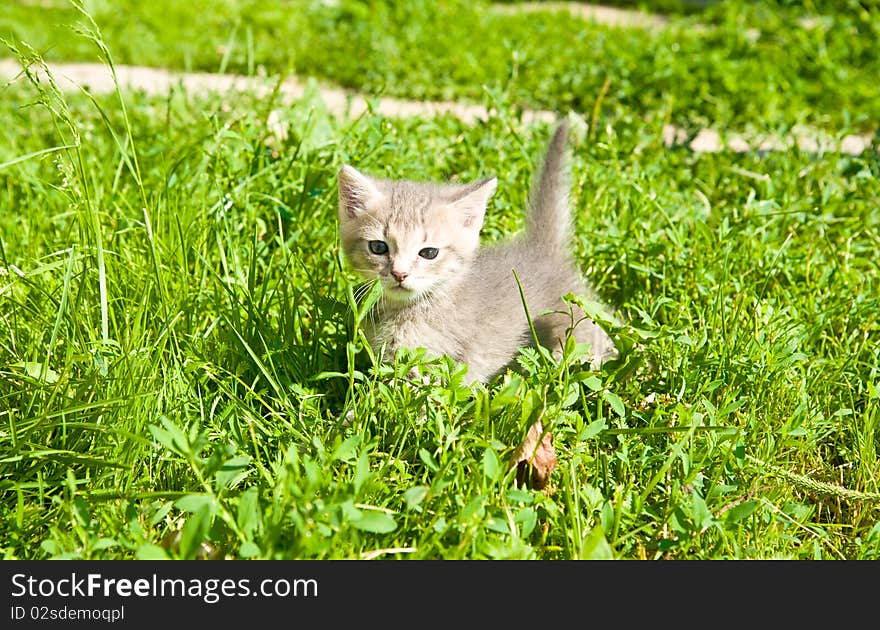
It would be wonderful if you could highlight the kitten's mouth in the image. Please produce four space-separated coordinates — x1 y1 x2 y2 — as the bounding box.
389 284 413 295
384 281 418 302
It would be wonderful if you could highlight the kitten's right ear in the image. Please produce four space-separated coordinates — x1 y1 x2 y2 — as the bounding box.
448 176 497 230
338 165 382 219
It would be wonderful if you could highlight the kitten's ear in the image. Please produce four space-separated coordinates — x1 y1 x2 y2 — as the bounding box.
338 165 382 219
448 177 497 229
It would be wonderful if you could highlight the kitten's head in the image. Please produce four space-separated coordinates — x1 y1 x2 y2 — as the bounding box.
337 165 496 304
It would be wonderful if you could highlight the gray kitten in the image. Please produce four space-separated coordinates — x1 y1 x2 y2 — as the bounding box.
337 120 616 384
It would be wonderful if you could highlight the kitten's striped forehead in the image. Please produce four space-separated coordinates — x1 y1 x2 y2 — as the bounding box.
385 182 433 223
371 182 437 239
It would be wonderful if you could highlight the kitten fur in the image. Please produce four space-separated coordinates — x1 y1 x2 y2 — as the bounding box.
337 120 616 384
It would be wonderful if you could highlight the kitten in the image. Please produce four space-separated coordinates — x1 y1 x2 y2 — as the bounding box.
337 120 617 384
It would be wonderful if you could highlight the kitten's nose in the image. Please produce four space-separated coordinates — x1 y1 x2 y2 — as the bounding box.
391 270 408 283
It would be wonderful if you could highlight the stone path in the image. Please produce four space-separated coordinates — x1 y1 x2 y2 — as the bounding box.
0 2 873 156
492 1 668 29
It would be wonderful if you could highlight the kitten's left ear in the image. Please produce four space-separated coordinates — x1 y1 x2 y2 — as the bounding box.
338 165 383 219
449 177 497 229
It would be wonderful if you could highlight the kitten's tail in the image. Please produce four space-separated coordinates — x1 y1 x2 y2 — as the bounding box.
526 119 572 250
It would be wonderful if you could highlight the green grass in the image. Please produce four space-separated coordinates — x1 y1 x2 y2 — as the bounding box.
1 2 879 559
1 1 879 133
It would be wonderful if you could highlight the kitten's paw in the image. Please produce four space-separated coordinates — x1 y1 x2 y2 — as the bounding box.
340 409 356 428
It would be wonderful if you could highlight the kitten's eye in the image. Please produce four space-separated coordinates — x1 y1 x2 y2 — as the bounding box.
368 240 389 255
419 247 439 260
